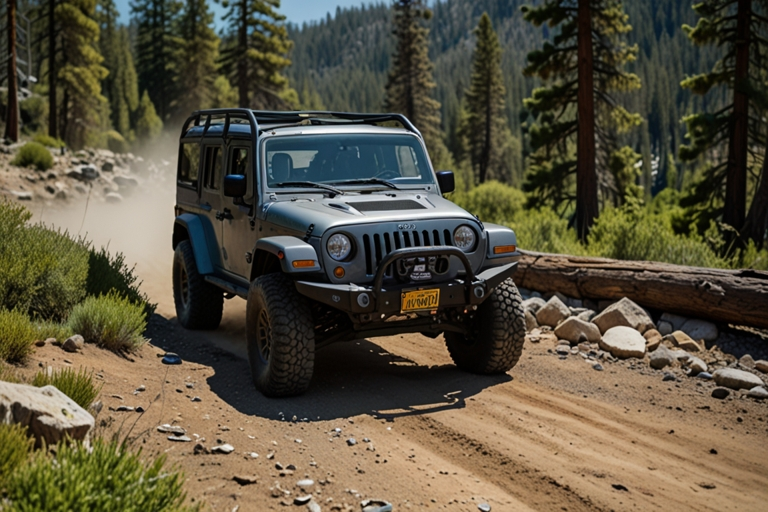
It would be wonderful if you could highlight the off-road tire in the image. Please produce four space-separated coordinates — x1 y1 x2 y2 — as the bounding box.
445 278 526 374
246 273 315 397
173 240 223 329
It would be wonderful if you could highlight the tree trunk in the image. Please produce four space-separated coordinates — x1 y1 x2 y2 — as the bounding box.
515 251 768 329
576 0 598 240
724 0 750 231
5 0 19 142
742 140 768 247
237 0 248 107
48 0 57 138
479 76 492 184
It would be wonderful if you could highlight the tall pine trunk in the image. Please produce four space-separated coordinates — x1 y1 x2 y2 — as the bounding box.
48 0 57 138
479 81 491 183
5 0 19 142
576 0 597 239
725 0 750 231
743 146 768 247
237 0 248 107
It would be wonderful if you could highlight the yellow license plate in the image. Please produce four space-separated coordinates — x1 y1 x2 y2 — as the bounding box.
401 289 440 313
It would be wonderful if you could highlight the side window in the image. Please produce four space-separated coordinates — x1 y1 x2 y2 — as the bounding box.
203 146 222 190
228 147 249 176
178 142 200 187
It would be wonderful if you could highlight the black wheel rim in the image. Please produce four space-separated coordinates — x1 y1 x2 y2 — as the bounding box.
256 309 272 363
178 264 190 307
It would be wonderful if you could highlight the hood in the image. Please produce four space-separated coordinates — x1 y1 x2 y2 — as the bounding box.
263 192 479 234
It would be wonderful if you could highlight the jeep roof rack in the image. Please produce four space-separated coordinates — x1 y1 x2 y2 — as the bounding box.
180 109 422 140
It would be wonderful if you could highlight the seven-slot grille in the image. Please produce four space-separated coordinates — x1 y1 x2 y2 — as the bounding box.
362 229 453 276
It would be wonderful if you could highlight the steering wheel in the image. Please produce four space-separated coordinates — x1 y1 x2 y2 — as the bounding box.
374 170 400 180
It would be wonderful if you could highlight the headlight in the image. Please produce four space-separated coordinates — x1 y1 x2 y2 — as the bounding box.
327 233 352 261
453 225 476 252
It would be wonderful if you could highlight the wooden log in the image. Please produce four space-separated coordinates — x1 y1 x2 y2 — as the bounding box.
515 251 768 329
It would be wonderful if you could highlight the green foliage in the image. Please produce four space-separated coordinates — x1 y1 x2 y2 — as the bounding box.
210 76 238 108
508 208 587 256
4 439 195 511
86 247 156 316
66 293 147 352
0 424 33 492
33 320 74 342
136 91 163 142
32 367 102 409
453 181 526 224
19 96 49 135
106 129 130 154
0 309 37 364
32 134 65 149
10 142 54 171
0 362 22 383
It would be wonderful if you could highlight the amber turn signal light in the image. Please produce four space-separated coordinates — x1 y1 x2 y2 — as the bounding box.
333 266 345 278
493 245 516 255
292 260 316 268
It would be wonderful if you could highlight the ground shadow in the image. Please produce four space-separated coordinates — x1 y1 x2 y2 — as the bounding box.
146 313 512 422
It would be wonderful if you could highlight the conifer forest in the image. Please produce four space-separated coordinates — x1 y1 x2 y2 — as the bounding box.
2 0 768 265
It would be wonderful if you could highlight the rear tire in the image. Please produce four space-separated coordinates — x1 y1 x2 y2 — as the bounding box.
173 240 223 329
246 273 315 397
445 278 526 374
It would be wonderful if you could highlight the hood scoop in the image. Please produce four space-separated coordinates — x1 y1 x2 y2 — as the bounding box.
345 200 427 212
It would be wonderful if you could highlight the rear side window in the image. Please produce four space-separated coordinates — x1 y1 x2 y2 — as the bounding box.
203 146 222 190
228 147 249 176
179 142 200 187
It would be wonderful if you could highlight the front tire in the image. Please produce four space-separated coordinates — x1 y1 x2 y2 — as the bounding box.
445 278 526 374
246 273 315 397
173 240 223 329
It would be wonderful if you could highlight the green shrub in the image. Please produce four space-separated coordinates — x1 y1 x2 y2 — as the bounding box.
0 362 22 383
452 181 526 224
508 208 587 255
86 247 156 316
0 309 37 363
106 129 130 154
10 142 54 171
4 439 195 511
0 424 33 491
32 367 101 409
32 133 65 149
66 292 147 352
33 319 73 342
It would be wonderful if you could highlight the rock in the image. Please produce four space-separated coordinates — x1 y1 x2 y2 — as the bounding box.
80 165 99 180
162 353 182 365
599 326 647 359
657 320 673 335
536 296 571 328
478 504 492 512
113 176 139 189
193 443 208 455
45 184 56 194
755 360 768 373
116 406 134 412
697 372 713 380
591 298 655 334
554 317 601 344
643 329 663 352
11 190 33 201
522 297 546 314
593 363 604 371
191 396 201 402
34 339 47 347
211 443 234 454
0 381 94 448
739 354 755 369
662 372 676 382
524 310 539 331
361 500 393 512
659 313 687 332
681 354 707 376
346 438 357 446
105 192 123 204
663 331 702 352
555 345 570 356
101 160 115 172
168 435 192 442
576 309 596 322
649 344 676 370
297 479 314 488
711 387 730 400
679 319 718 343
307 500 322 512
233 475 258 485
747 386 768 399
61 334 84 353
294 495 312 505
712 368 764 390
157 424 186 435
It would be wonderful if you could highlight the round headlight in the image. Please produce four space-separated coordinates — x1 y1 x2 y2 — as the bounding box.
453 225 476 252
327 233 352 261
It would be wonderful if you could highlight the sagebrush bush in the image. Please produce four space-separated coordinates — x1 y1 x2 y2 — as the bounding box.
452 181 526 224
86 247 156 316
32 133 65 149
508 208 587 255
66 292 147 352
106 129 130 154
33 319 73 342
10 142 54 171
0 362 21 383
0 309 37 363
32 367 102 409
0 424 33 491
4 439 195 511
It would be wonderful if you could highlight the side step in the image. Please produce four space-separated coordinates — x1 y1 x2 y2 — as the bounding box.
204 275 249 298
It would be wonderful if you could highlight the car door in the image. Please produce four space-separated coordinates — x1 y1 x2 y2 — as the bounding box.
221 142 256 279
200 142 226 270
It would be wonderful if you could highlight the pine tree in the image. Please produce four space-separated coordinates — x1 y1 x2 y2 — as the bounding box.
5 0 19 142
460 13 508 184
218 0 296 109
383 0 451 169
172 0 220 121
521 0 642 239
114 27 140 138
131 0 182 122
678 0 768 245
136 90 163 141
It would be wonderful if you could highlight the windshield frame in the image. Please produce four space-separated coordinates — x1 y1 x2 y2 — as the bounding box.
260 131 439 195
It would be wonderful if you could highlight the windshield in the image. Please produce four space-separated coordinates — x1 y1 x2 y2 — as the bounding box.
264 133 435 189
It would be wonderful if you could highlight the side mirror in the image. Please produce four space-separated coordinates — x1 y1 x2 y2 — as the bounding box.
224 174 247 198
436 171 455 194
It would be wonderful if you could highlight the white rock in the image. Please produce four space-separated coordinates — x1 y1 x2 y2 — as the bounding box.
663 331 702 352
211 443 235 454
535 296 571 328
576 309 596 322
522 297 546 314
712 368 764 390
0 381 94 447
679 318 718 343
599 326 646 359
679 354 707 375
591 297 654 334
554 317 601 344
105 192 123 204
747 386 768 399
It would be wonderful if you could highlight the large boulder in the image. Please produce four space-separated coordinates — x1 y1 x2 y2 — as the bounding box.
599 326 647 359
591 298 654 334
535 296 571 328
712 368 764 390
554 317 601 344
524 310 539 332
0 381 94 447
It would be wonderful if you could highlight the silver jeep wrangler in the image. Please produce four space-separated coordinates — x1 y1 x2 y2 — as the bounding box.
172 110 525 397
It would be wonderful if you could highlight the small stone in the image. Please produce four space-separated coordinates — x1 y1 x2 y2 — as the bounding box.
361 499 393 512
649 344 675 370
657 320 673 336
662 372 676 382
522 297 546 314
747 386 768 399
185 382 194 388
161 353 182 365
739 354 756 369
697 372 713 380
643 329 663 352
659 313 687 332
535 296 571 328
211 443 234 454
663 331 702 352
193 443 208 455
191 396 201 402
576 309 596 322
478 504 492 512
294 495 312 505
134 385 146 393
286 464 296 471
34 339 46 347
168 435 192 442
157 424 186 435
105 192 123 204
62 335 84 353
681 354 707 376
233 475 258 485
116 406 134 412
135 406 144 413
679 318 719 343
555 345 570 356
711 388 730 400
347 438 357 446
713 368 764 390
755 360 768 373
592 363 604 371
307 500 322 512
599 326 646 359
591 297 654 334
297 479 314 488
524 310 539 331
554 316 601 344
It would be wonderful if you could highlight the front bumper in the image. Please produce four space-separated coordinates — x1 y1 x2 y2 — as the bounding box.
295 246 517 317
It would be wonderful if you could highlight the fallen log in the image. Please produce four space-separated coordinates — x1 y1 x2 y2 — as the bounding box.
515 251 768 329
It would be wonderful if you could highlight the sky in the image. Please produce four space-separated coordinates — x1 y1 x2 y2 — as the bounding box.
114 0 374 28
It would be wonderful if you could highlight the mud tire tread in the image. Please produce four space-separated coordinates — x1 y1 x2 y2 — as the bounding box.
173 240 223 330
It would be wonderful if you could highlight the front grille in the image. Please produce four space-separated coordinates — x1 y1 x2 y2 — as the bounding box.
346 200 426 212
362 229 453 276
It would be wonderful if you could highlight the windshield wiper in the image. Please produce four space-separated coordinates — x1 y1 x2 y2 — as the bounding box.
329 178 401 190
273 181 344 195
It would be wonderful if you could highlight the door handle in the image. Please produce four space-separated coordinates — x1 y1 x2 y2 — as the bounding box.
215 208 233 221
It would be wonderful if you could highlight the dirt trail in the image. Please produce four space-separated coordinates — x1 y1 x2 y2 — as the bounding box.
22 181 768 511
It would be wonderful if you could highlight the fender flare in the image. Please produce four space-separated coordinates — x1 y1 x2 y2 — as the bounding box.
254 236 322 274
173 213 218 275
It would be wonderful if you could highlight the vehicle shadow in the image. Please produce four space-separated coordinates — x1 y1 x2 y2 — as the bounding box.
147 313 512 422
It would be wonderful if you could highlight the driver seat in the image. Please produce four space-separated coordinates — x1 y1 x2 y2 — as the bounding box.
271 153 293 184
